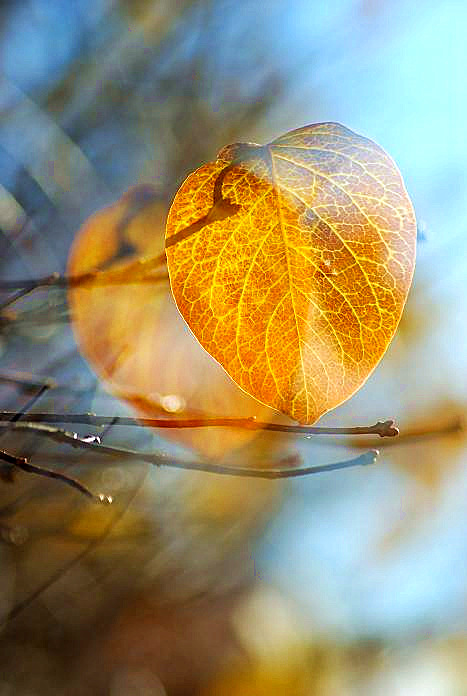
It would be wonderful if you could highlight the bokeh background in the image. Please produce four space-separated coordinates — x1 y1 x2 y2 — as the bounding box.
0 0 466 693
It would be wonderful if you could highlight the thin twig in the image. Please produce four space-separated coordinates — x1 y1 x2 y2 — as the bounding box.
4 385 51 424
0 449 27 467
0 405 114 518
0 383 111 501
347 416 464 449
0 382 51 482
0 448 110 502
1 304 71 326
0 371 58 391
0 419 379 479
0 422 102 448
0 385 52 466
0 258 168 292
0 370 99 398
0 373 113 507
0 287 35 312
0 412 399 437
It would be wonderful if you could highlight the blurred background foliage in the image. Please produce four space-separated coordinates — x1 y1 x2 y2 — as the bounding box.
0 0 466 693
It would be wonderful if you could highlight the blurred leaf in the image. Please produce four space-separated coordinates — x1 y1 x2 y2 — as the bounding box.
68 186 274 458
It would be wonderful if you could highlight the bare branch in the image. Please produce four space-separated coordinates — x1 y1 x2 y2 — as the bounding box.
0 419 379 479
1 453 111 503
1 385 51 427
0 255 167 290
0 412 399 437
0 371 58 391
347 415 464 449
0 370 99 398
0 448 28 467
0 287 35 312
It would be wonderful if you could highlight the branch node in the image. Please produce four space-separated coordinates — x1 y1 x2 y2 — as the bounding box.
376 419 399 437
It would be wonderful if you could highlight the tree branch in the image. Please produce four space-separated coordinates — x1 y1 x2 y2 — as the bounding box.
347 415 464 449
0 257 168 293
0 412 399 437
1 385 51 425
0 287 35 312
0 369 99 396
0 448 111 502
0 420 379 481
0 371 58 391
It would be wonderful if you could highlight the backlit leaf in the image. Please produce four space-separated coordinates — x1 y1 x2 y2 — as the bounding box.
166 123 417 423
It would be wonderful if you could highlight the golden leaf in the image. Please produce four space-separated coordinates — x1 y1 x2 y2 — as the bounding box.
166 123 417 423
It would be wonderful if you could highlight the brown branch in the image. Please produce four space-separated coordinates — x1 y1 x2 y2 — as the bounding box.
0 257 168 293
0 449 27 467
0 371 58 391
3 385 51 424
0 419 379 480
0 412 399 437
0 383 51 476
347 415 464 449
0 422 103 448
0 370 99 398
3 410 459 495
0 384 92 496
0 449 23 481
0 447 110 502
0 287 35 312
0 414 117 520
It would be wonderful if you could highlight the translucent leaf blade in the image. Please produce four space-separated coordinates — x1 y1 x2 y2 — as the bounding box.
166 123 417 423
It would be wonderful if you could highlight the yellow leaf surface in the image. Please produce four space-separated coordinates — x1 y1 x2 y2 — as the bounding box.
67 186 274 458
166 123 416 423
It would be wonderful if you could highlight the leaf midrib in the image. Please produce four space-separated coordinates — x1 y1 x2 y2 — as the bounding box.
267 144 311 422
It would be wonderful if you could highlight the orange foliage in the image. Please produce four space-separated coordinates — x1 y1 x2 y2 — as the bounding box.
166 123 416 423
